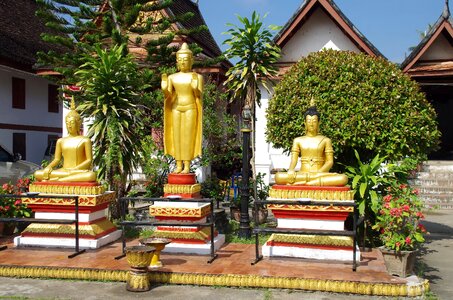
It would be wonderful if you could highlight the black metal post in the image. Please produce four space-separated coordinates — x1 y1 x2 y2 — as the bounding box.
238 127 251 239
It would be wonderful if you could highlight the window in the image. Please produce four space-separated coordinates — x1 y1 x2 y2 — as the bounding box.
13 133 26 160
48 84 59 113
12 77 26 109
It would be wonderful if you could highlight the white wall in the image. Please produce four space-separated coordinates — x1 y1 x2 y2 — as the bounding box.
0 65 62 164
255 8 362 185
280 9 360 62
420 33 453 62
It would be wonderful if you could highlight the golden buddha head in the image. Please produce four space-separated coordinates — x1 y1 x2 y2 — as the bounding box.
304 105 320 135
176 42 193 72
65 97 82 135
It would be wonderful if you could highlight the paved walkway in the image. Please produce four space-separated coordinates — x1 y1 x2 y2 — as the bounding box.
1 209 452 299
420 209 453 299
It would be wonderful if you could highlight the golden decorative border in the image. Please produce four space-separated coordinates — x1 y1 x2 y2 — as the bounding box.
152 227 211 241
268 234 354 247
267 204 354 212
0 266 429 297
22 191 116 207
149 204 211 218
29 184 105 195
22 219 116 236
164 184 201 194
269 188 354 201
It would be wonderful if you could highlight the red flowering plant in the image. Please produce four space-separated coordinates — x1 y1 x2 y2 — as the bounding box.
0 178 33 218
372 183 427 252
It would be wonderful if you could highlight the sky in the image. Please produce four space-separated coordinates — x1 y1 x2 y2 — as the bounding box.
197 0 450 64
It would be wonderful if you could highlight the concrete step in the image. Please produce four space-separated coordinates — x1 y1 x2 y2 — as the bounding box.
410 178 453 186
414 171 453 180
412 185 453 193
421 161 453 172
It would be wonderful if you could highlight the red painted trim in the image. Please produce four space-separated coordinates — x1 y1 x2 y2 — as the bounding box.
266 241 353 251
156 226 201 232
154 215 204 222
271 210 349 220
168 173 197 184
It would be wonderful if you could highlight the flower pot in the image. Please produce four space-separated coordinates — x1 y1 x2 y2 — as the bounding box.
230 207 241 222
252 208 268 225
0 222 16 236
379 246 417 277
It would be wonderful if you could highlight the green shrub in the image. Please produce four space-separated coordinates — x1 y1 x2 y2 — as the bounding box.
266 50 440 167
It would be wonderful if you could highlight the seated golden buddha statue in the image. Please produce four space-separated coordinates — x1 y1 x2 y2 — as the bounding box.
274 105 348 186
34 98 97 182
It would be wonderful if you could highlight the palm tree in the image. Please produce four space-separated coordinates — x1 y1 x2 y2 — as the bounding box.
223 12 281 237
75 44 147 198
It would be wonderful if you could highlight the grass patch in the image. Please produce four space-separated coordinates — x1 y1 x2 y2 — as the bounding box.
225 220 271 244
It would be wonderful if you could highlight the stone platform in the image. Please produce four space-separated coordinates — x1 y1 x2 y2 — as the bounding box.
0 237 428 297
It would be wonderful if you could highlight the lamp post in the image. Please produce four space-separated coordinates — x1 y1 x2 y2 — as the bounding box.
238 105 252 238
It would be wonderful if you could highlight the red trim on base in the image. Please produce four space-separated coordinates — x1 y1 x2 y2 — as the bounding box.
271 210 350 221
271 185 350 191
167 173 197 184
266 241 353 251
156 226 202 232
154 215 205 222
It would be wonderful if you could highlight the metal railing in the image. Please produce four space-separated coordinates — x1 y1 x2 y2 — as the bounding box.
115 196 218 263
251 199 362 271
0 194 86 258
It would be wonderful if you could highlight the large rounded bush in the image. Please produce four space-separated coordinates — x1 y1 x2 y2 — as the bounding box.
266 50 440 166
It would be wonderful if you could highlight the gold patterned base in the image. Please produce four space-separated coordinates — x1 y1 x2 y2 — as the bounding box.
22 219 116 237
0 266 429 297
151 227 211 241
163 183 201 195
268 234 354 247
29 184 105 195
269 188 354 201
126 271 151 292
149 204 211 218
22 191 116 207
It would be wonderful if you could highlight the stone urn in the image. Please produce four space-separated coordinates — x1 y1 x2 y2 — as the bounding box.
139 238 171 268
124 245 155 292
379 247 417 277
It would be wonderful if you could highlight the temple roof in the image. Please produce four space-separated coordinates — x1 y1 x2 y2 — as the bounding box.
0 0 56 71
165 0 223 59
401 0 453 77
273 0 384 58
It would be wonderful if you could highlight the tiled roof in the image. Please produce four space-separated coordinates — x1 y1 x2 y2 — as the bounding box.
166 0 223 58
401 3 453 72
0 0 56 68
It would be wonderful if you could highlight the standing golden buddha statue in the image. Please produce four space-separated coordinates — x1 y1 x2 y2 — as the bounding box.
161 42 203 174
34 98 97 182
274 103 348 186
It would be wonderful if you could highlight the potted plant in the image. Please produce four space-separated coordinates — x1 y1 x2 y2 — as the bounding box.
372 183 427 277
0 179 33 236
251 173 269 225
